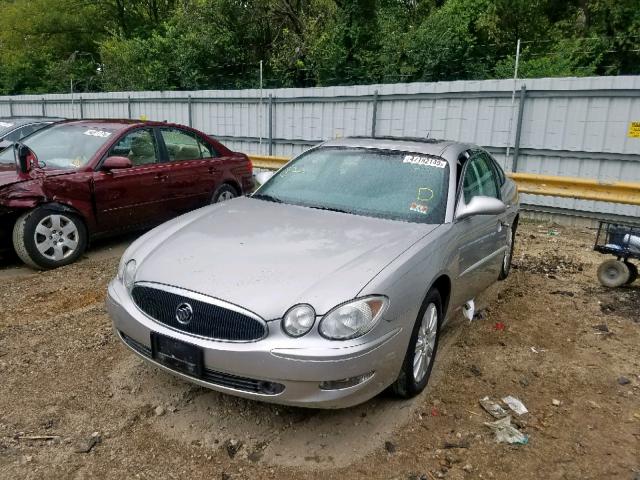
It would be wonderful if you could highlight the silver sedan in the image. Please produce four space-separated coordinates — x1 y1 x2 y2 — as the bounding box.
107 137 519 408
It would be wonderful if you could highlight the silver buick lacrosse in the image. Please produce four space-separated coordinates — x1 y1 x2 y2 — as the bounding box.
107 137 519 408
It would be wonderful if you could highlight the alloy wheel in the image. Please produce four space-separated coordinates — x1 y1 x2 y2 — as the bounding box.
503 225 513 271
33 214 79 261
413 303 438 383
216 191 235 202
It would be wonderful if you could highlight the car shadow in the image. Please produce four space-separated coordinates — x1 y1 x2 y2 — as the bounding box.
0 231 141 274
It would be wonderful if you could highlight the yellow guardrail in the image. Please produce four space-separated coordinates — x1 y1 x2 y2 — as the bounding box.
510 173 640 206
249 154 290 170
249 155 640 206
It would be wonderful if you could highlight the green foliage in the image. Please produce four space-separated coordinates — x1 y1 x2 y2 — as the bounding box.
0 0 638 94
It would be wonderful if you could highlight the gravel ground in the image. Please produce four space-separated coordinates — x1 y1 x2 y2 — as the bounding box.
0 221 638 480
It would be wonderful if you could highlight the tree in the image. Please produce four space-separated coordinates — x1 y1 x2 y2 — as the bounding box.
0 0 638 94
0 0 103 94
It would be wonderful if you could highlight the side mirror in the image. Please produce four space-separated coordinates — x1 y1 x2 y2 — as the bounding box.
455 196 506 221
254 171 275 186
14 143 37 174
102 156 132 170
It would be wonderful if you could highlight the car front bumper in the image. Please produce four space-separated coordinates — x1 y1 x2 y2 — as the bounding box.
107 280 406 409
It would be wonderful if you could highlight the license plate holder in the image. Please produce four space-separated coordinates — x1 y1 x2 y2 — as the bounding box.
151 332 203 378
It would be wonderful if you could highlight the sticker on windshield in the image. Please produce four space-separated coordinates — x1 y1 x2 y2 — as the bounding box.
83 129 112 138
417 187 434 201
0 121 15 128
403 155 446 169
281 166 305 176
409 202 429 215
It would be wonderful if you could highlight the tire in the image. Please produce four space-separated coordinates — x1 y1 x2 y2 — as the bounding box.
597 259 630 288
211 184 238 203
391 289 441 398
12 208 87 270
625 262 638 284
498 218 517 281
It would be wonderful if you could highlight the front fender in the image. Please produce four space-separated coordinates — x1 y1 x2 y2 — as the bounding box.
0 179 45 209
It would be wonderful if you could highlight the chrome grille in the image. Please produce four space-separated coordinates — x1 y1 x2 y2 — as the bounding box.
131 284 266 341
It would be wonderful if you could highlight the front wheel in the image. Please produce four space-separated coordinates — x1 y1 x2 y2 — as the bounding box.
391 289 441 398
12 208 87 270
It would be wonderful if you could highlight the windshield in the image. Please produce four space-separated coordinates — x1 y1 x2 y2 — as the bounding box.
0 123 117 169
254 147 450 224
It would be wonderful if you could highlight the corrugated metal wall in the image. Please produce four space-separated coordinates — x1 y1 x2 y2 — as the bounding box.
1 76 639 218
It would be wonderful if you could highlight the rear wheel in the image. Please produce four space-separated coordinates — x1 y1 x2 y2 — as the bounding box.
625 262 638 284
211 184 238 203
391 289 441 398
499 219 517 280
597 259 630 288
12 208 87 270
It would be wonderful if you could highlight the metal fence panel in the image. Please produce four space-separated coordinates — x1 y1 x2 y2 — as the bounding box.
1 76 639 218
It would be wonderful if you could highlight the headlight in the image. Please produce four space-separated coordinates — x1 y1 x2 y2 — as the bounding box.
123 259 137 290
319 296 388 340
282 304 316 337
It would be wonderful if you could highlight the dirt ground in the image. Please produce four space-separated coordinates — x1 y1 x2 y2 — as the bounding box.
0 221 638 480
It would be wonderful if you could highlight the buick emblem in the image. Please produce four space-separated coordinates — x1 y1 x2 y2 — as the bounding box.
175 302 194 325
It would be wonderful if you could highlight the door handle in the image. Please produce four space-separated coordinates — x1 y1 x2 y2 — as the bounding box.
155 173 168 182
208 166 217 174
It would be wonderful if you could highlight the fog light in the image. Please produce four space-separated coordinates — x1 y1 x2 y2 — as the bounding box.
258 381 285 395
319 372 374 390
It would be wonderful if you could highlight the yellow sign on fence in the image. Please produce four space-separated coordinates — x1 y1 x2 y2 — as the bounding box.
628 121 640 138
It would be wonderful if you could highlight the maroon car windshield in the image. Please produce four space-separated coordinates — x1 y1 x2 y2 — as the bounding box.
0 123 118 169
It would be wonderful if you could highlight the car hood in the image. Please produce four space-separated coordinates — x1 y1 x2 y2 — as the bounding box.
134 196 439 320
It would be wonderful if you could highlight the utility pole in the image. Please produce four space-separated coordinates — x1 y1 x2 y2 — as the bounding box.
506 39 521 170
259 60 264 154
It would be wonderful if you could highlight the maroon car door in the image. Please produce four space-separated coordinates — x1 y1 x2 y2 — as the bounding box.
157 127 221 215
92 127 171 233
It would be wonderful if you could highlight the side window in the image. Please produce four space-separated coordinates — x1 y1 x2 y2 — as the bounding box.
109 128 158 166
160 128 215 161
462 154 500 203
5 124 41 141
3 128 21 142
483 151 505 186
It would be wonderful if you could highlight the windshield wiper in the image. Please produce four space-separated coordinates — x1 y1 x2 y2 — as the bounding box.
307 204 351 214
252 193 283 203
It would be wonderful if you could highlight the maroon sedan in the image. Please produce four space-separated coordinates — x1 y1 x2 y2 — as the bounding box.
0 120 253 269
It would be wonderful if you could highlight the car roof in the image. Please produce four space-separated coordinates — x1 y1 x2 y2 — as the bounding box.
0 116 65 126
52 119 200 132
321 136 474 163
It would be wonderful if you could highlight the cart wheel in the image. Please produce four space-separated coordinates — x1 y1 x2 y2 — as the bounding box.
597 259 630 288
625 262 638 284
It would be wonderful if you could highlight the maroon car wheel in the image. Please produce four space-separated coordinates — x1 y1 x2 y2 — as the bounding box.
212 184 238 203
12 208 88 270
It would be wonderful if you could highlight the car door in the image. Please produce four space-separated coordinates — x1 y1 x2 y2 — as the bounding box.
481 150 512 247
92 127 169 233
451 151 505 303
157 127 222 216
